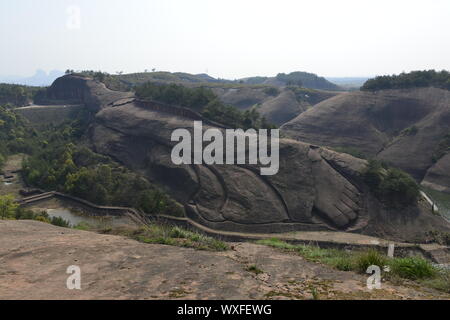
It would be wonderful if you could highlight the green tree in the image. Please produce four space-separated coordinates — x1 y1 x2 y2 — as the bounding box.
362 70 450 91
362 160 419 207
0 195 19 219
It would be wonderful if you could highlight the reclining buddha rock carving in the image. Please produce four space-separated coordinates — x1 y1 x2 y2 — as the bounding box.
308 148 362 228
91 101 368 232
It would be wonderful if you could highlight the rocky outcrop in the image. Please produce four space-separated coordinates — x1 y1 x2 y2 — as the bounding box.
211 86 337 125
211 87 269 110
37 75 450 241
257 90 308 126
282 88 450 188
421 154 450 193
34 75 134 112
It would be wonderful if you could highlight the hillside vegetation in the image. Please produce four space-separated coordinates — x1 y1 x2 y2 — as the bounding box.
20 114 182 216
0 83 41 107
362 70 450 91
0 102 183 218
362 160 420 207
0 105 37 167
134 82 276 129
242 71 341 90
275 72 340 90
72 70 341 91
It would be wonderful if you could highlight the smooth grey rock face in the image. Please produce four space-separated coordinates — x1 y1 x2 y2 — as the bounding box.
36 75 134 112
91 101 367 232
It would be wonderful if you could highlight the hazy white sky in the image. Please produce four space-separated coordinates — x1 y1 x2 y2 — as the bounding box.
1 0 449 79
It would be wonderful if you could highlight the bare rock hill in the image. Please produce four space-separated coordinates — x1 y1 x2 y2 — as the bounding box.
422 153 450 193
114 71 338 126
211 86 337 125
282 88 450 191
34 75 134 112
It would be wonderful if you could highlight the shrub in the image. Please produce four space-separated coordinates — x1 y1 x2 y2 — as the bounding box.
246 265 263 274
378 168 420 206
135 82 276 130
0 195 19 219
331 257 355 271
362 160 420 207
421 270 450 293
276 71 340 90
50 216 71 228
310 287 320 300
401 126 419 136
34 215 50 223
169 226 190 239
355 249 388 273
22 139 181 218
388 257 436 280
426 230 450 245
362 159 385 189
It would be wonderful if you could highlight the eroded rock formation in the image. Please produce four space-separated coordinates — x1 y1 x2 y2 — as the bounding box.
36 75 450 241
282 88 450 191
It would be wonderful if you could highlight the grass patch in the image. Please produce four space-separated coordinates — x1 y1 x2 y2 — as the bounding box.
103 224 229 252
310 287 320 300
256 238 354 271
49 216 71 228
421 270 450 293
354 249 388 273
257 238 448 293
388 257 436 280
246 264 264 275
73 221 92 231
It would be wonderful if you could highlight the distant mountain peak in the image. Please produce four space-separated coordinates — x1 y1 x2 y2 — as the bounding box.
0 69 64 87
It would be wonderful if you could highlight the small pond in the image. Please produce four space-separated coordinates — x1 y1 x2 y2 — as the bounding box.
29 198 138 229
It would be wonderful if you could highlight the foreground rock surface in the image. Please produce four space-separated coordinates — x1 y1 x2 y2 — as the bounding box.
0 221 448 300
